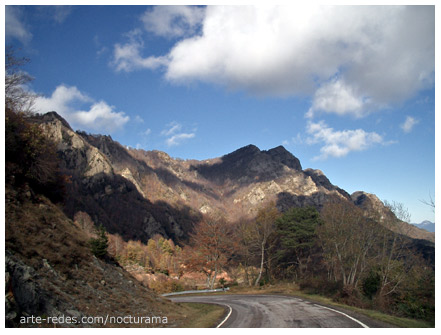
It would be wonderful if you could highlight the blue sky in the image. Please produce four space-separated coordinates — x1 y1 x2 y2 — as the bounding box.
4 4 436 223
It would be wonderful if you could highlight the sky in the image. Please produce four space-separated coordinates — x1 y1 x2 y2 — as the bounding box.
4 2 437 223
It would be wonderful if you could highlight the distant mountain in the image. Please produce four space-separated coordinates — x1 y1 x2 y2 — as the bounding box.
412 220 435 233
30 111 435 244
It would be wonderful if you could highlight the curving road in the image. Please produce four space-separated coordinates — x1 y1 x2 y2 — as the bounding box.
169 294 393 328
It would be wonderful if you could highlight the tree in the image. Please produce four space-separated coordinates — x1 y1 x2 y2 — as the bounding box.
5 47 67 202
184 215 236 289
89 225 109 259
5 46 36 114
241 202 280 286
375 201 413 299
318 197 377 289
420 193 435 211
274 207 321 280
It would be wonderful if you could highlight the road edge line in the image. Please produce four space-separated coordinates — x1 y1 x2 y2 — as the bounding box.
216 304 232 328
313 304 369 328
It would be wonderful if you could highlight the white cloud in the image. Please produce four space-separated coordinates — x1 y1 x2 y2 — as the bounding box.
161 121 182 136
161 121 195 146
306 79 369 118
70 101 130 133
5 6 32 44
401 116 419 133
306 121 384 160
112 33 168 72
141 6 205 38
166 133 195 147
132 6 433 117
34 85 129 133
33 85 91 115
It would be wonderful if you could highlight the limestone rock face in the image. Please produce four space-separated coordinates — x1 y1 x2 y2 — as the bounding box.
35 112 113 177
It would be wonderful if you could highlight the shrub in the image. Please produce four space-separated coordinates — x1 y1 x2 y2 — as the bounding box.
299 276 342 296
89 225 109 258
148 276 185 293
362 271 381 299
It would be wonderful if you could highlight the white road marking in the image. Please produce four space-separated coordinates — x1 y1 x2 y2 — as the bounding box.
216 304 233 328
313 304 369 328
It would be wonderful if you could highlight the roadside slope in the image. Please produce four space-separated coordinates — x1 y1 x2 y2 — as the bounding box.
5 185 195 328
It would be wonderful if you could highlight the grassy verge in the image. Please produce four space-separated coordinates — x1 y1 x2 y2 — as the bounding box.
174 302 226 328
291 291 432 328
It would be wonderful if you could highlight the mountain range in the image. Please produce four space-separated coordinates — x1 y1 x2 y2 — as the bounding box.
412 220 435 233
30 112 434 244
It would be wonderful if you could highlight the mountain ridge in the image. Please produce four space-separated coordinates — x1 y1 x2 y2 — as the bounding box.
31 111 434 244
412 220 435 233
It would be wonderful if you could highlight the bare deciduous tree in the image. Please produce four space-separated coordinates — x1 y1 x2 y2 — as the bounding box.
5 46 37 114
318 197 377 289
376 201 413 298
241 202 280 286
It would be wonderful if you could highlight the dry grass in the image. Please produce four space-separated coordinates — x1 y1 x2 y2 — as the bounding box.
169 302 226 328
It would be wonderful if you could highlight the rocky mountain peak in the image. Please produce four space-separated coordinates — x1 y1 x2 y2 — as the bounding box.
192 144 303 185
265 145 302 171
35 111 72 130
222 144 261 160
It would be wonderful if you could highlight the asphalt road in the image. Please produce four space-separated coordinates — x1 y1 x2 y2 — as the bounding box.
169 294 394 328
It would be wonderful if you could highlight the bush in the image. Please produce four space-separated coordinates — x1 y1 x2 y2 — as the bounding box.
362 271 381 299
148 276 185 293
299 276 342 296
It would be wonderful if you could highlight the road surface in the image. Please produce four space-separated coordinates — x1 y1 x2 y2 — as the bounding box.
169 294 393 328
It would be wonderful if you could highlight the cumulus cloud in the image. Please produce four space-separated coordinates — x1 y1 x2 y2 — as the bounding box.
306 121 384 160
161 121 195 146
306 79 369 118
34 85 129 133
5 6 32 44
70 101 130 133
401 116 419 133
129 5 433 117
33 85 91 115
141 5 205 38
